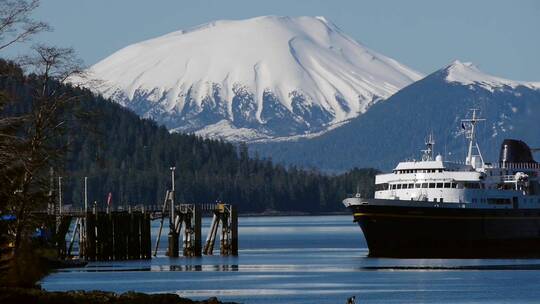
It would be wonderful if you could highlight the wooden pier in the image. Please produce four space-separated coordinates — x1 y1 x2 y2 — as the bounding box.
55 204 238 261
53 205 239 262
48 167 239 261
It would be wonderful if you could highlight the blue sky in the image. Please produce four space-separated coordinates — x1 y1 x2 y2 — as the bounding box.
2 0 539 81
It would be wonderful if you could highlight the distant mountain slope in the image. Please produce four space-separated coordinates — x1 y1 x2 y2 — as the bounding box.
76 16 422 141
251 61 540 172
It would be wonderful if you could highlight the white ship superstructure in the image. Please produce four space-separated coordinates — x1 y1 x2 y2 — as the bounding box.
348 109 540 209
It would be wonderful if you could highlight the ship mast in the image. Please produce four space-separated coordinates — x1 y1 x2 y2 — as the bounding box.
462 109 485 166
421 133 435 161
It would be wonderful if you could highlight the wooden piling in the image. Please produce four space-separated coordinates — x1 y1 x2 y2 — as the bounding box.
85 212 96 261
220 213 229 255
127 211 136 259
194 205 202 257
203 213 219 255
231 206 238 256
142 212 152 259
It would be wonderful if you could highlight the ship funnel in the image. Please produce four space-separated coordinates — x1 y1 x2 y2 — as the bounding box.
499 139 537 164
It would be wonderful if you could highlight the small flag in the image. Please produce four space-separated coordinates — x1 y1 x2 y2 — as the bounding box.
107 192 112 206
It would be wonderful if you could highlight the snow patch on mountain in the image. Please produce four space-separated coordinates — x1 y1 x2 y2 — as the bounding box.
79 16 423 141
444 60 540 92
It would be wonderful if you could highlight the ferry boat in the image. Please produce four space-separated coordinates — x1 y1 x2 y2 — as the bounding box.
343 110 540 258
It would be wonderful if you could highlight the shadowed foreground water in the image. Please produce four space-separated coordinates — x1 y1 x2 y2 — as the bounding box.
41 215 540 303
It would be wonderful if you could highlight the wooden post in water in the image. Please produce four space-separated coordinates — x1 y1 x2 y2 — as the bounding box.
127 209 136 259
79 216 85 259
194 205 202 257
220 211 229 255
104 212 113 260
231 205 238 256
203 212 219 255
66 218 80 257
167 167 179 257
85 211 96 261
142 212 152 259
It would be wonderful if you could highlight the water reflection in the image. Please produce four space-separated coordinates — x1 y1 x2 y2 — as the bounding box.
166 264 239 272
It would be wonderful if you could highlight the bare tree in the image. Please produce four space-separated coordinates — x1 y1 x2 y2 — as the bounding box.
7 45 84 254
0 1 87 286
0 0 49 51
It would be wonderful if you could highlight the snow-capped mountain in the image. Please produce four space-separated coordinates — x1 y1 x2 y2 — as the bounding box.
251 61 540 171
80 16 422 141
445 60 540 91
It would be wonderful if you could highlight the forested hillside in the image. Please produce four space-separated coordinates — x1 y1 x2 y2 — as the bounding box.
0 60 376 213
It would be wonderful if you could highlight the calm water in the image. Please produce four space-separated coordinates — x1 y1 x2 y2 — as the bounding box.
42 215 540 303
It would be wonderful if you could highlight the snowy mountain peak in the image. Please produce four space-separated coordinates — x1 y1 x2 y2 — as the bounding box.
80 16 423 141
444 60 540 91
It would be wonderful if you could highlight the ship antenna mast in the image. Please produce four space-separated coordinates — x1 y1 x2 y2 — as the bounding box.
461 109 485 166
421 132 435 161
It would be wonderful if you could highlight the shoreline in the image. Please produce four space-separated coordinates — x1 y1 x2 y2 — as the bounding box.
0 287 238 304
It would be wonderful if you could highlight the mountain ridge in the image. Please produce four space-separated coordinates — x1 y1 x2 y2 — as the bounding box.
250 60 540 172
444 60 540 91
75 15 422 141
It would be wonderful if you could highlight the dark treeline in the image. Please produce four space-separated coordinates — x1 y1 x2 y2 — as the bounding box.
1 60 377 213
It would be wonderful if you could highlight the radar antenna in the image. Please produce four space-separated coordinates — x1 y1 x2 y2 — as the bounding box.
461 109 485 166
421 132 435 161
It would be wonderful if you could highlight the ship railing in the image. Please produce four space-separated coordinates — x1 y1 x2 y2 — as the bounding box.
493 162 540 170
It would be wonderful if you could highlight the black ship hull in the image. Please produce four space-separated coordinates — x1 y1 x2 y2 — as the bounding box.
349 203 540 258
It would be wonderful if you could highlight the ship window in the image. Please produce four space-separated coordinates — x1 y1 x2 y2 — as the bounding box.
391 184 396 190
434 198 437 202
457 183 464 189
429 183 436 188
440 198 444 203
451 183 457 188
375 183 389 191
444 183 451 188
397 184 402 189
422 183 428 188
488 198 511 205
408 183 414 188
438 169 443 173
436 183 443 188
415 183 420 188
464 183 480 189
